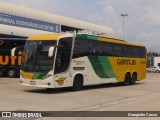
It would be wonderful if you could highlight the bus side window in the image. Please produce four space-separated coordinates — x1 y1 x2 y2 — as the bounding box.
89 41 103 55
103 42 115 56
139 47 146 58
3 40 12 50
0 40 4 46
55 37 73 74
133 46 140 58
73 38 89 58
114 44 125 57
16 40 26 46
126 45 133 57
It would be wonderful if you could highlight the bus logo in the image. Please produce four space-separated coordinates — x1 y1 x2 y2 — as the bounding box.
0 40 4 45
2 112 11 117
0 51 22 65
56 77 67 85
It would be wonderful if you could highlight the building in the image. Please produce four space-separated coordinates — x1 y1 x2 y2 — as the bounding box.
0 2 113 38
154 57 160 67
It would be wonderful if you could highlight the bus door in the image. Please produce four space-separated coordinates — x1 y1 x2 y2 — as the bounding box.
54 37 73 88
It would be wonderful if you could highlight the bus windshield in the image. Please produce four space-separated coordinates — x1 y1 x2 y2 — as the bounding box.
21 40 57 72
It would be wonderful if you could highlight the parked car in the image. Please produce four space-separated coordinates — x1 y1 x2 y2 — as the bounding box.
147 66 160 73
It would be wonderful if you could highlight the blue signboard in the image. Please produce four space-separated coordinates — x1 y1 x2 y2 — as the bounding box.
0 13 61 33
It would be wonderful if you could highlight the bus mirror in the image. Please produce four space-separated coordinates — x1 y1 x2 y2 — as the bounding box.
48 47 55 57
11 47 17 57
11 46 24 57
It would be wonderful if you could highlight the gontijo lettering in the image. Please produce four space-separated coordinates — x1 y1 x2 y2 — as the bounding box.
117 59 136 65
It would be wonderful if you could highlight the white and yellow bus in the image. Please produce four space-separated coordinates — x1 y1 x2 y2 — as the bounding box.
12 33 147 90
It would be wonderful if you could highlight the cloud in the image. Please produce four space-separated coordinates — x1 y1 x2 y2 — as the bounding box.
135 32 160 52
87 5 122 38
88 0 160 52
1 0 160 52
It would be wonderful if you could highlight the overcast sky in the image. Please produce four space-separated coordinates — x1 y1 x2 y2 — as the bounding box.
2 0 160 52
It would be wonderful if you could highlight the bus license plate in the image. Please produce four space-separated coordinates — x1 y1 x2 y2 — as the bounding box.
30 81 36 85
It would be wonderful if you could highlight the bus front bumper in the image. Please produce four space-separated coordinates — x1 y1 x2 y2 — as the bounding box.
20 76 55 88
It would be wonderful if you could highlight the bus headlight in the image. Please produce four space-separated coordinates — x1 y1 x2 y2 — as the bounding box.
42 74 52 80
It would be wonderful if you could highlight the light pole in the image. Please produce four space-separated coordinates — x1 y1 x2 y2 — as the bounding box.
121 14 128 40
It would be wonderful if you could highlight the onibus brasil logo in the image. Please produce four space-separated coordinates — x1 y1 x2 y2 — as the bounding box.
1 112 42 118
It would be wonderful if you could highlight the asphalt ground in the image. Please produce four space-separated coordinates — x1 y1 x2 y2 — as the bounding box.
0 73 160 120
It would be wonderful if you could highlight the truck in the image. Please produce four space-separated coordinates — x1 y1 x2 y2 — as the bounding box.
154 57 160 67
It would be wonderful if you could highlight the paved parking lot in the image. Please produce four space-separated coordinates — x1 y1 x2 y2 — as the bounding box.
0 73 160 119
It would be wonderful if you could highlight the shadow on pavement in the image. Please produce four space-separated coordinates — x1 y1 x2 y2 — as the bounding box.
24 82 146 94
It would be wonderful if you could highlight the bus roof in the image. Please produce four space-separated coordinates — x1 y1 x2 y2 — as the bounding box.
27 34 65 41
27 33 146 48
76 34 146 47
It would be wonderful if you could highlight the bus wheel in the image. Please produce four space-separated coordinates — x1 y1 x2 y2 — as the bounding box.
73 75 83 91
130 73 137 85
0 68 4 77
123 73 131 86
7 69 17 78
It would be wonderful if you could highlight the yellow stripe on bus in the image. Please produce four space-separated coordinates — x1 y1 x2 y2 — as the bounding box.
27 34 64 41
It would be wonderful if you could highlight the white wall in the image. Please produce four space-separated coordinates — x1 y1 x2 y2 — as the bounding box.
154 57 160 66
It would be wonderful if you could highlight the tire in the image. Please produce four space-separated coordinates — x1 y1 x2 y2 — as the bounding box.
156 70 160 73
7 69 17 78
73 75 83 91
130 73 137 85
0 68 4 77
123 73 131 86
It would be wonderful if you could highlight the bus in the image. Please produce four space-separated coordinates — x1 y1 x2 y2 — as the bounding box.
0 38 26 77
12 33 147 90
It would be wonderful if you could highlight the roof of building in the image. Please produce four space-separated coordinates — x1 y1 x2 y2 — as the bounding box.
0 2 113 37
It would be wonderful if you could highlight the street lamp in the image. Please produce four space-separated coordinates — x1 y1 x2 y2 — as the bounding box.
121 13 128 40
